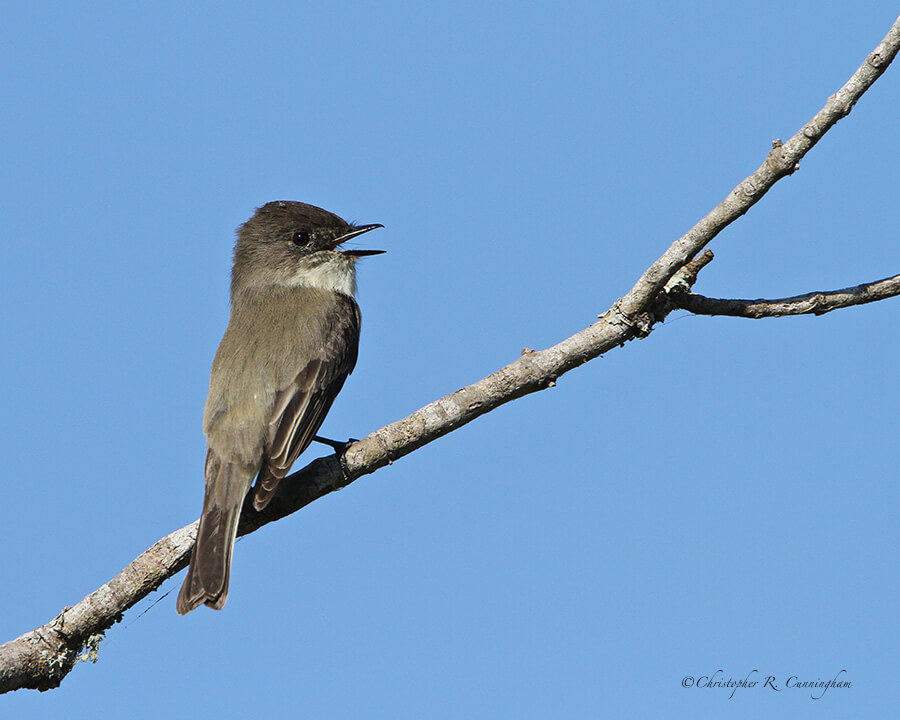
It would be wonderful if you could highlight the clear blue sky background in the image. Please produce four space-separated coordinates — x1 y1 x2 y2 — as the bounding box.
2 2 898 718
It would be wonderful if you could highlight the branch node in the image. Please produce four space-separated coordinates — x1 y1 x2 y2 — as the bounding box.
764 140 794 175
604 300 653 338
811 293 829 315
869 48 887 68
740 179 759 197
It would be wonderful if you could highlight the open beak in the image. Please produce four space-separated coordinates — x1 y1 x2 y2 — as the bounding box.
331 223 385 256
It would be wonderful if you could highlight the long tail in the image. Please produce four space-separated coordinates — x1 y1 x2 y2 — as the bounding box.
176 451 250 614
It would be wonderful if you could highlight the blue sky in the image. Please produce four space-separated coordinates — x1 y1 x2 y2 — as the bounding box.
2 2 898 718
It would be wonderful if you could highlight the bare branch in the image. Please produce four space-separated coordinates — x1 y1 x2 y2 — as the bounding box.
2 15 899 696
673 273 900 318
617 17 900 319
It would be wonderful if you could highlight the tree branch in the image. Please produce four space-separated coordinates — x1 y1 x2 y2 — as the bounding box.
2 14 899 696
616 16 900 318
672 272 900 318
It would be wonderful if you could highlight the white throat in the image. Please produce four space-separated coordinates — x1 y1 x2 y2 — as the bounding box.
288 256 357 297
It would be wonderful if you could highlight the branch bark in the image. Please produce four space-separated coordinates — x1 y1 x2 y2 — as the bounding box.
2 14 899 696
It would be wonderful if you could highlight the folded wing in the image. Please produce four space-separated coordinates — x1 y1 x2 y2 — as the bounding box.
252 295 361 510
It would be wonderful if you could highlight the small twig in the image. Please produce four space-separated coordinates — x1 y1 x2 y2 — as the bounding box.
665 250 716 294
673 273 900 318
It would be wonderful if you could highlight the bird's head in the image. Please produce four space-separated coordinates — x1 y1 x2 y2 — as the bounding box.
232 201 383 296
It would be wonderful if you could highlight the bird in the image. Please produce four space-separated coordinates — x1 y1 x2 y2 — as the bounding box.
176 200 383 614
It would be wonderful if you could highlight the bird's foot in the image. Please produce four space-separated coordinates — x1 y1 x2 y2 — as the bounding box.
313 435 359 454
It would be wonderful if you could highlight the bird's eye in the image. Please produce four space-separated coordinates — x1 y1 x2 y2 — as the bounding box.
292 231 311 246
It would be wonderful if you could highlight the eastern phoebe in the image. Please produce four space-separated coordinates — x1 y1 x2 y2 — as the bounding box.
176 201 383 614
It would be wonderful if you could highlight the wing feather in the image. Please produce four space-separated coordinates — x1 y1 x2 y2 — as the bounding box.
252 295 360 510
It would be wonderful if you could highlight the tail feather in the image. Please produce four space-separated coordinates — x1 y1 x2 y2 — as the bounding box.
177 452 250 614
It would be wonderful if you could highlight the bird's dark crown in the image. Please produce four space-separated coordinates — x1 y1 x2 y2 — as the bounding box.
238 201 352 253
